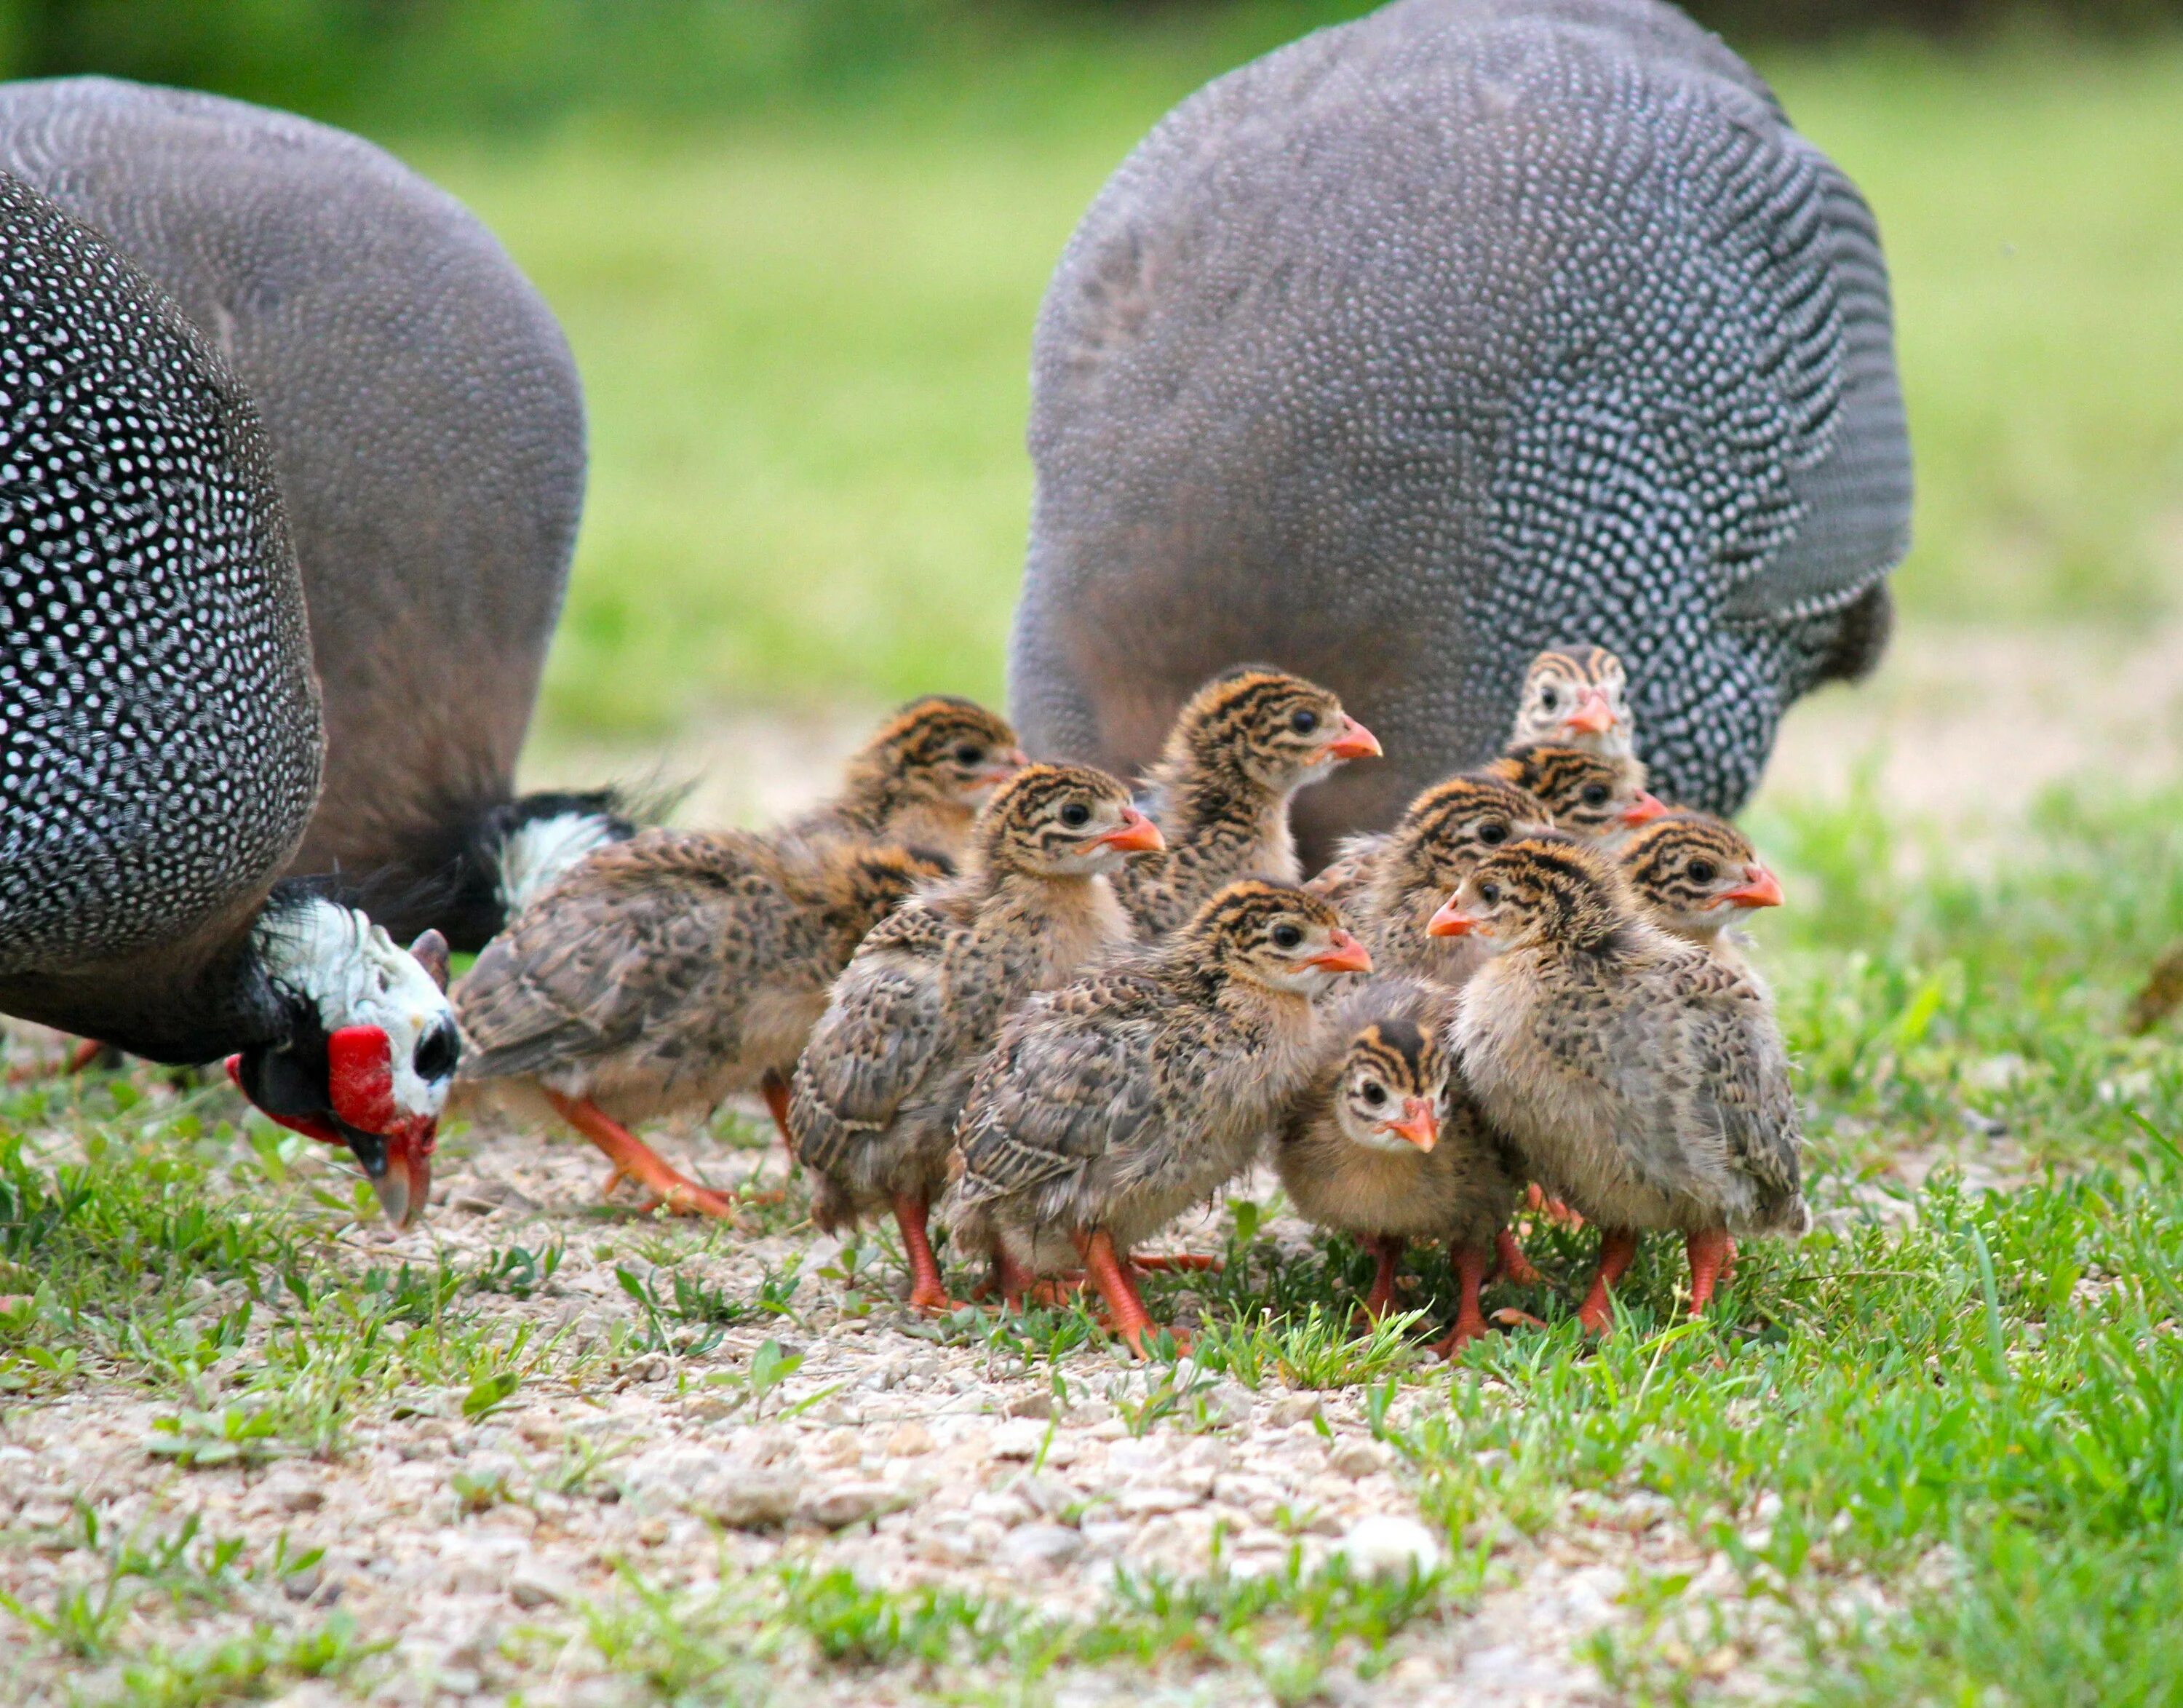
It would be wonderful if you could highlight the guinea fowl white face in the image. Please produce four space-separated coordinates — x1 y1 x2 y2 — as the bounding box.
1332 1024 1444 1156
1512 648 1634 758
236 899 461 1228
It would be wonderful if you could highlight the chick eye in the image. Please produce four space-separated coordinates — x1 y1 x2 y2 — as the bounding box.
1581 784 1609 806
1539 688 1559 711
1059 801 1090 828
1361 1082 1386 1107
1272 923 1303 949
1688 859 1716 883
1290 709 1319 735
413 1023 458 1082
955 744 985 766
1477 821 1508 846
1479 883 1501 905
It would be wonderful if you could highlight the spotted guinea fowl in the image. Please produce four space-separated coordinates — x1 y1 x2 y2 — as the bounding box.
1617 811 1784 972
1311 774 1554 988
789 765 1161 1312
1490 744 1666 844
947 881 1372 1354
1510 647 1635 760
1114 668 1379 935
1274 978 1529 1351
0 168 460 1223
1431 837 1808 1330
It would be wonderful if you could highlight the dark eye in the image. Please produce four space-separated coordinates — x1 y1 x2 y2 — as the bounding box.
1539 688 1559 711
1581 784 1609 806
1477 821 1508 846
1272 923 1303 949
1361 1082 1386 1107
413 1022 458 1082
1289 709 1319 736
1688 859 1716 883
955 744 984 766
1479 883 1501 905
1060 801 1090 827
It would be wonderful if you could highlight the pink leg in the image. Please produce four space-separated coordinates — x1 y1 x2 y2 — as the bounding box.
891 1191 961 1315
1359 1236 1403 1322
1431 1241 1495 1357
1576 1228 1639 1334
547 1092 742 1220
1685 1227 1731 1316
1075 1228 1182 1357
1495 1226 1544 1287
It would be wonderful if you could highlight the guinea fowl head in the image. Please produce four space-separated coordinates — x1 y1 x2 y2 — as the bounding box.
1383 772 1556 902
979 763 1164 878
1428 836 1634 953
1329 1006 1450 1156
1156 667 1380 801
1185 880 1372 996
1510 646 1634 758
1492 744 1666 841
843 696 1027 826
228 892 461 1228
1618 811 1784 939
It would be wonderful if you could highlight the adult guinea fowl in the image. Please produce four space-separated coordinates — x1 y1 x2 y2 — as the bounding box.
0 77 600 948
1009 0 1912 862
0 170 459 1224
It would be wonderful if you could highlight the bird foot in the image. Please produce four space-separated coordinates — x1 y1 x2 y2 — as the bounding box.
1430 1311 1493 1359
1490 1308 1547 1331
1494 1228 1545 1288
906 1282 966 1317
1131 1252 1222 1274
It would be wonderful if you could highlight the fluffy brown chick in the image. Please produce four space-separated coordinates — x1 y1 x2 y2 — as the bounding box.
1508 646 1635 760
1433 838 1808 1331
455 831 948 1218
785 694 1027 861
788 765 1161 1312
1490 743 1666 844
1274 977 1527 1351
1617 811 1784 972
1311 774 1554 987
1115 668 1380 935
946 881 1372 1354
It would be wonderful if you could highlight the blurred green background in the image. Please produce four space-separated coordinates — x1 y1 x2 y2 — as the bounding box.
5 1 2179 741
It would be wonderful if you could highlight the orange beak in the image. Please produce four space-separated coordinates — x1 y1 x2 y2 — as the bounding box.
1562 688 1617 737
1092 806 1166 855
1383 1096 1439 1152
1719 863 1784 910
1319 714 1382 763
1427 895 1483 938
1305 928 1373 974
1618 791 1669 827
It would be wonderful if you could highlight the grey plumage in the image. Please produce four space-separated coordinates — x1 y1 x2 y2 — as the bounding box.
1009 0 1911 858
0 76 587 945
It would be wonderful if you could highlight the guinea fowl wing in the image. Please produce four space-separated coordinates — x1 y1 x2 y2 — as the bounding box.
1674 961 1807 1224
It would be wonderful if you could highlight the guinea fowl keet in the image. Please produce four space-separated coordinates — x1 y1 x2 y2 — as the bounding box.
1617 811 1784 971
1509 647 1635 760
1489 744 1666 845
1115 668 1379 935
1432 838 1809 1330
947 881 1372 1354
789 765 1161 1313
1274 979 1527 1351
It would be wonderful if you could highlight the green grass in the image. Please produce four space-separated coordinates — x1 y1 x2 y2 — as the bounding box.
386 30 2183 740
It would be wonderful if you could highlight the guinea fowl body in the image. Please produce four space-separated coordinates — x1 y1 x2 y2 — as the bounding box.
1115 669 1379 935
1010 0 1909 859
0 77 592 949
947 881 1371 1351
0 167 457 1220
790 766 1157 1310
1439 838 1807 1325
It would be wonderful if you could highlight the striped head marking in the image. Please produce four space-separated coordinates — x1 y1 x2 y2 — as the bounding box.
1492 744 1665 841
1430 837 1632 951
1183 880 1372 995
1166 668 1380 794
1391 771 1557 894
1619 811 1783 937
854 696 1027 813
1333 1014 1450 1154
1512 646 1634 758
980 763 1164 878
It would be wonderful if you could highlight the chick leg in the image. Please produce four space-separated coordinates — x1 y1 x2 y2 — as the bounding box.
1575 1227 1640 1334
546 1093 743 1220
1685 1227 1732 1316
891 1191 962 1316
1131 1252 1223 1274
1431 1241 1495 1357
1494 1228 1545 1287
1359 1236 1404 1323
1075 1228 1182 1358
1526 1182 1583 1229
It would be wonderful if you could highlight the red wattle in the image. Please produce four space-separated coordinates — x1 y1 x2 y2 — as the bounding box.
327 1025 398 1135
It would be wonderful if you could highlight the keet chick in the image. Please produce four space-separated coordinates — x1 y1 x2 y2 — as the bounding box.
456 830 949 1218
1433 838 1808 1330
789 765 1162 1312
1311 774 1554 987
785 695 1028 862
1618 811 1784 972
1509 646 1634 759
1490 744 1666 844
947 881 1372 1354
1274 978 1527 1351
1116 669 1380 934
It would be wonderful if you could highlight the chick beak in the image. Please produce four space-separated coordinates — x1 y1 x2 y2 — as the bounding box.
1091 806 1166 855
1383 1097 1439 1152
1318 714 1383 763
1428 896 1482 938
1305 928 1373 974
1719 863 1785 910
1563 688 1617 737
1619 791 1669 827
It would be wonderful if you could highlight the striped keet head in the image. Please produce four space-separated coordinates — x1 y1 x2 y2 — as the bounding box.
1383 772 1556 901
1185 880 1372 995
1618 811 1784 940
1161 668 1380 797
1492 744 1666 841
228 896 460 1228
979 764 1163 878
1330 1009 1450 1155
850 696 1027 816
1511 646 1634 759
1428 836 1633 953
